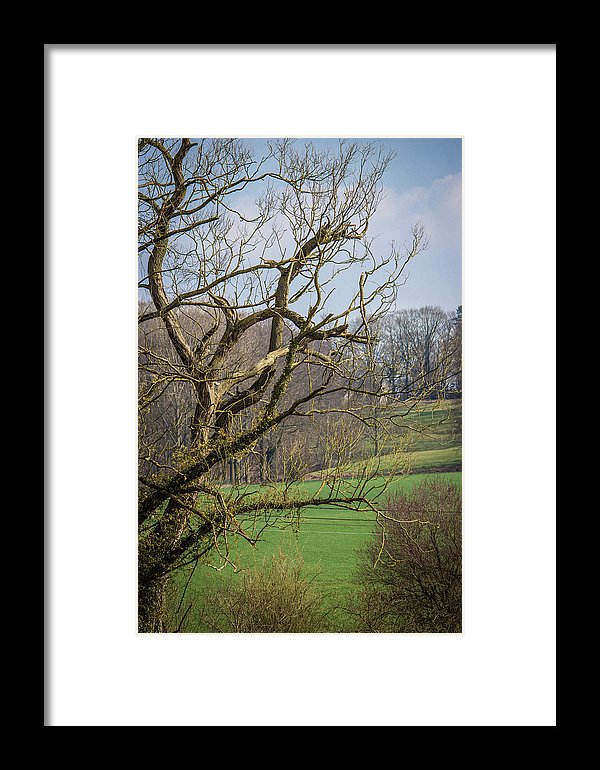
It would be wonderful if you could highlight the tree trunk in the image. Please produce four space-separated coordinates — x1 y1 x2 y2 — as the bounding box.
138 492 197 632
138 573 169 632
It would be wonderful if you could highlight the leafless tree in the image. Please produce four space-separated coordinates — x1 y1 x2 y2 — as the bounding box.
375 306 460 401
137 138 430 632
351 478 462 632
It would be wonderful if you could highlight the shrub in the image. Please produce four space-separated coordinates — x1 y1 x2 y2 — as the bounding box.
352 477 461 632
191 550 331 633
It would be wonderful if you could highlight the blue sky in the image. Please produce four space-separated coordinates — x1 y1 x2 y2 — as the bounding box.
246 137 462 313
369 138 462 312
141 137 462 315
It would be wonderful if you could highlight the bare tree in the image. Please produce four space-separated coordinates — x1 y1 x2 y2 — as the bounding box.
137 138 429 632
375 306 461 400
351 478 462 633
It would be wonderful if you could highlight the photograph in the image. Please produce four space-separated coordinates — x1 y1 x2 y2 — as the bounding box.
137 137 462 633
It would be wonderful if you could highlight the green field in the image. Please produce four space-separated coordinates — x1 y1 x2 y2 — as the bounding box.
333 446 461 476
166 399 461 631
169 470 462 631
310 399 461 476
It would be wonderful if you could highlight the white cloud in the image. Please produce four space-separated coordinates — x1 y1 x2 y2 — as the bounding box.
367 173 462 311
371 173 462 252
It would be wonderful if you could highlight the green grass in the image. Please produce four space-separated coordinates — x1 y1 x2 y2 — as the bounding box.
312 399 461 476
169 471 462 630
398 400 460 451
332 446 461 476
410 446 461 470
368 399 460 450
167 399 462 630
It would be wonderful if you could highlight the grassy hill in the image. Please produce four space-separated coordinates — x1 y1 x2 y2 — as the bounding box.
308 398 462 476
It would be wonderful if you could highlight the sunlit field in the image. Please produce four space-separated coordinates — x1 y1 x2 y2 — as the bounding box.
168 470 462 631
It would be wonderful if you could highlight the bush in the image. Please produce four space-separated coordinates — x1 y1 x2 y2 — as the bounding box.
351 478 461 632
191 551 331 633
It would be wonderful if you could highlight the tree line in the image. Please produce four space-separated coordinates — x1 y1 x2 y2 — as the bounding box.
139 301 461 485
